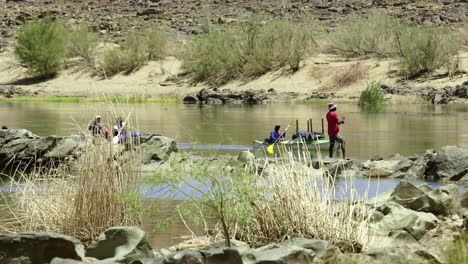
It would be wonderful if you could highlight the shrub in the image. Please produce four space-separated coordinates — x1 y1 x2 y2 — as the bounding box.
330 63 368 89
14 16 67 77
327 13 401 57
183 28 243 84
100 32 148 77
0 112 142 243
358 81 385 109
144 26 168 60
396 24 461 78
150 149 373 250
66 23 99 64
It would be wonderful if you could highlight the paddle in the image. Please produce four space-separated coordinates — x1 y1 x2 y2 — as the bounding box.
266 122 293 155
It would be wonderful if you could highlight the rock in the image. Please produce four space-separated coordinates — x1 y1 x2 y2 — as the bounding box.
0 232 85 263
390 181 460 216
362 154 413 177
163 250 204 264
367 248 440 264
238 151 255 163
243 244 315 264
202 248 243 264
371 202 438 240
43 135 84 162
85 227 153 262
182 94 199 104
425 146 468 181
279 238 336 259
139 134 178 163
50 258 87 264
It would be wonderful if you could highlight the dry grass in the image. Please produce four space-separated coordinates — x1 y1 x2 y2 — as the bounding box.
0 109 142 243
330 63 368 89
234 147 373 251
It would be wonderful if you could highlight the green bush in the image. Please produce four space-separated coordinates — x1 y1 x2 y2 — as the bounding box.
396 24 461 78
99 26 168 77
328 13 401 57
183 29 243 84
144 26 168 60
183 18 314 84
66 23 98 64
358 81 385 109
14 16 67 77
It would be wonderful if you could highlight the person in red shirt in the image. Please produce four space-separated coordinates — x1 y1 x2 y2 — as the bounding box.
326 102 346 159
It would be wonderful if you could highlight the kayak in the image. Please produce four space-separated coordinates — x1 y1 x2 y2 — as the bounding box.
253 139 330 156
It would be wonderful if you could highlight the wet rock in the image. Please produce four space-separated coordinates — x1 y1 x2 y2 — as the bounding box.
0 232 85 263
425 146 468 181
182 93 199 104
381 81 468 104
140 134 178 163
85 227 153 262
193 88 297 105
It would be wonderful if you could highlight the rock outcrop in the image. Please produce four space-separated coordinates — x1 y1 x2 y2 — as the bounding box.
380 81 468 104
0 129 178 169
183 88 299 105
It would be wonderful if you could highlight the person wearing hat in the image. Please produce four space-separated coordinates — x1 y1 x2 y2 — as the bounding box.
88 115 104 136
269 124 285 143
326 102 346 159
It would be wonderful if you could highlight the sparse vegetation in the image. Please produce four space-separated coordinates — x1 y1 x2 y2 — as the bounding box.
100 26 168 77
444 231 467 264
330 63 368 89
359 81 385 110
183 18 315 85
150 149 372 250
65 23 99 65
14 16 67 77
327 13 401 57
396 24 461 78
0 113 142 243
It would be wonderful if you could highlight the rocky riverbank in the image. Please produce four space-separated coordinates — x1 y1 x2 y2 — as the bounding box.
1 181 466 264
380 81 468 104
0 129 178 170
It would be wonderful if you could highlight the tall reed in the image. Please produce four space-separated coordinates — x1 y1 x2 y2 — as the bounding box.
0 111 142 243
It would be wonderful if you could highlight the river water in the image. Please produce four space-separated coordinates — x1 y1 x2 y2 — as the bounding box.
1 102 468 159
0 102 467 248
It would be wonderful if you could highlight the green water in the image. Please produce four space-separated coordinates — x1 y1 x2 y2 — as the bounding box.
1 102 467 159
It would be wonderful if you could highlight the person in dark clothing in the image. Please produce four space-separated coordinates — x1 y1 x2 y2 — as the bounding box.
269 124 285 143
89 115 103 135
326 102 346 159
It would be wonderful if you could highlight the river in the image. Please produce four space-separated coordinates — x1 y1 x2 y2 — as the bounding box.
1 102 467 159
0 102 467 248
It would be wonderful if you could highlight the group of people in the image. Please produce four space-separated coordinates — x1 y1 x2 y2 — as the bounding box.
88 115 128 143
268 102 346 159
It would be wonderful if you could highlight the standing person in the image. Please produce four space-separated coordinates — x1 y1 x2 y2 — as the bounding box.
269 124 285 143
113 117 127 143
326 102 346 159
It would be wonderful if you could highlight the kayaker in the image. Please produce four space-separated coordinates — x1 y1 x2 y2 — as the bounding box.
269 124 285 143
113 117 127 143
89 115 103 135
326 102 346 159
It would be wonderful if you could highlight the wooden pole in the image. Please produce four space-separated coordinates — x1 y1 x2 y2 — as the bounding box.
296 120 299 135
321 118 324 135
307 119 310 132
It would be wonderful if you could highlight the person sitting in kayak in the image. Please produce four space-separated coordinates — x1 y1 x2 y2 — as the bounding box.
88 115 109 138
113 117 127 143
269 124 285 143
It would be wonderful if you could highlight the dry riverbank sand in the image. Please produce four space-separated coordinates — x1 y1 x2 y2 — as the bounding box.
1 50 468 102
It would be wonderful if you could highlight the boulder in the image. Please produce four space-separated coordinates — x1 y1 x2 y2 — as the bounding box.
390 181 461 216
0 232 85 263
182 94 199 104
139 134 178 163
366 248 441 264
371 202 438 240
238 151 255 163
85 227 153 262
163 250 204 264
243 244 315 264
425 146 468 181
362 154 413 177
43 135 84 161
279 238 336 259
